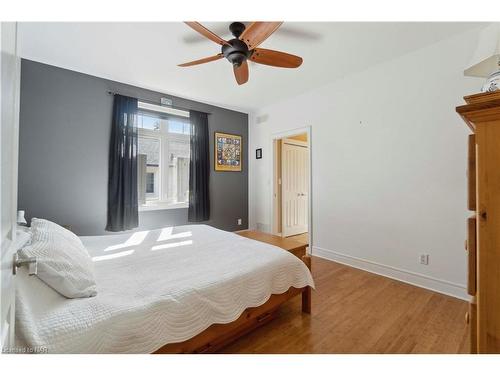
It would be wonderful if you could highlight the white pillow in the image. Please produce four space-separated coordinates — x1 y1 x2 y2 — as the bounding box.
19 218 97 298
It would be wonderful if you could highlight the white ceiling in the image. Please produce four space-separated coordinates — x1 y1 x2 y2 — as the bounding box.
18 22 482 113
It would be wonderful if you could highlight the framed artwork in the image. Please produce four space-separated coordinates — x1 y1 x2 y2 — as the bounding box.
214 132 242 172
256 148 262 159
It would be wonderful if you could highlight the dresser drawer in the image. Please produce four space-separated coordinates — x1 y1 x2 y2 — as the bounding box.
466 215 477 296
467 134 476 211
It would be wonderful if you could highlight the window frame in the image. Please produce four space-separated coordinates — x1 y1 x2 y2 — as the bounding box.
137 104 190 211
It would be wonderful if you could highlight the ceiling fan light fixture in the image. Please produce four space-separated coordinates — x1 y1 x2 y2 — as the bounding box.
231 56 246 67
178 21 303 85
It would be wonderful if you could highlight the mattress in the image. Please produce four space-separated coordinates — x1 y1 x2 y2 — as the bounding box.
15 224 314 353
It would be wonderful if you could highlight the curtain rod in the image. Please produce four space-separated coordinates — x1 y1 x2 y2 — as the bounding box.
106 91 211 115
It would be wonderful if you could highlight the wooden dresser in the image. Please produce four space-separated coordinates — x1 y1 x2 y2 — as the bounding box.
456 91 500 353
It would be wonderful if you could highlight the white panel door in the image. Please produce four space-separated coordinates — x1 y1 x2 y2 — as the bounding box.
281 140 308 237
1 22 20 352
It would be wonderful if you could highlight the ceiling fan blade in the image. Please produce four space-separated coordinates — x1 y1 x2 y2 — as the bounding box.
178 53 224 67
239 22 283 49
184 22 230 46
233 61 249 85
250 48 303 68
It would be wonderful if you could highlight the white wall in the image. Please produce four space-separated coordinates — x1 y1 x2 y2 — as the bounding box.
249 26 485 299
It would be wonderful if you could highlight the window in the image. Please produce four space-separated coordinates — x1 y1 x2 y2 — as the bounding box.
138 113 161 131
168 119 190 135
137 103 190 210
138 136 160 201
146 172 155 193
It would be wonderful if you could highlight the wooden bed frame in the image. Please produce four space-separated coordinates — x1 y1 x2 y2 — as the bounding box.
153 254 312 354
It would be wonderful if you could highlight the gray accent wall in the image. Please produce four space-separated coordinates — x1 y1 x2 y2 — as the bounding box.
18 59 248 235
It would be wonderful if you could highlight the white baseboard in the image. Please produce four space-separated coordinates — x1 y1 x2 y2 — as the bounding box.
312 246 469 301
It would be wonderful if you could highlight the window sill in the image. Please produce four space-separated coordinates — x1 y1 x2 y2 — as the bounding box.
139 201 188 212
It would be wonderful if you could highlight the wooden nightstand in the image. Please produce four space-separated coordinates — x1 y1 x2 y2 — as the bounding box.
236 230 312 313
235 230 309 264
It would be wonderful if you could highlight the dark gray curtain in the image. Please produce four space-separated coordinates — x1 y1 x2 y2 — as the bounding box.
188 110 210 222
106 94 139 231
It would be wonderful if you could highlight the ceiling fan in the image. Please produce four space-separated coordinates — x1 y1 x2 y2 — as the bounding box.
178 22 303 85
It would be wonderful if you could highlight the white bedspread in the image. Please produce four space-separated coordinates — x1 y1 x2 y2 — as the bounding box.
15 225 314 353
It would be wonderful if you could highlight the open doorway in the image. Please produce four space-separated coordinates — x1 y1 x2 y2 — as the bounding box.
272 129 311 248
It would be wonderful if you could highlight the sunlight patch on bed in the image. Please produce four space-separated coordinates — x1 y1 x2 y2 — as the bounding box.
151 240 193 251
92 249 135 262
104 231 149 251
157 227 192 242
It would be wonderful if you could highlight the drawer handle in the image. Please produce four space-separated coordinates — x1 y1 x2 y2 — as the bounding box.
465 312 470 324
257 312 272 323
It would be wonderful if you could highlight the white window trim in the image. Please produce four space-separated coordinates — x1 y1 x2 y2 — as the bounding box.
139 201 188 212
138 101 189 118
138 116 190 211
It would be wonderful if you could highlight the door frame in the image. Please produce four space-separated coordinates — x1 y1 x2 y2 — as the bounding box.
270 126 312 252
1 22 21 351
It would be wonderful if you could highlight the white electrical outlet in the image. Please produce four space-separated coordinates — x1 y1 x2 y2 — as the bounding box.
419 254 429 265
237 218 242 226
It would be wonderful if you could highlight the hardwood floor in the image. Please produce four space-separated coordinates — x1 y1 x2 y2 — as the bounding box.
221 257 469 354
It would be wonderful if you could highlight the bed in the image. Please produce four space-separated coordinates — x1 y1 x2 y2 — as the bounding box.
15 224 314 354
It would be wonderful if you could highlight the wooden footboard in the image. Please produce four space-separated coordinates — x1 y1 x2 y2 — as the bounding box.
153 254 313 354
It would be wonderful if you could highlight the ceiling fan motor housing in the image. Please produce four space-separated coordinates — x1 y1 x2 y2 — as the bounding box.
222 39 250 67
229 22 246 38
